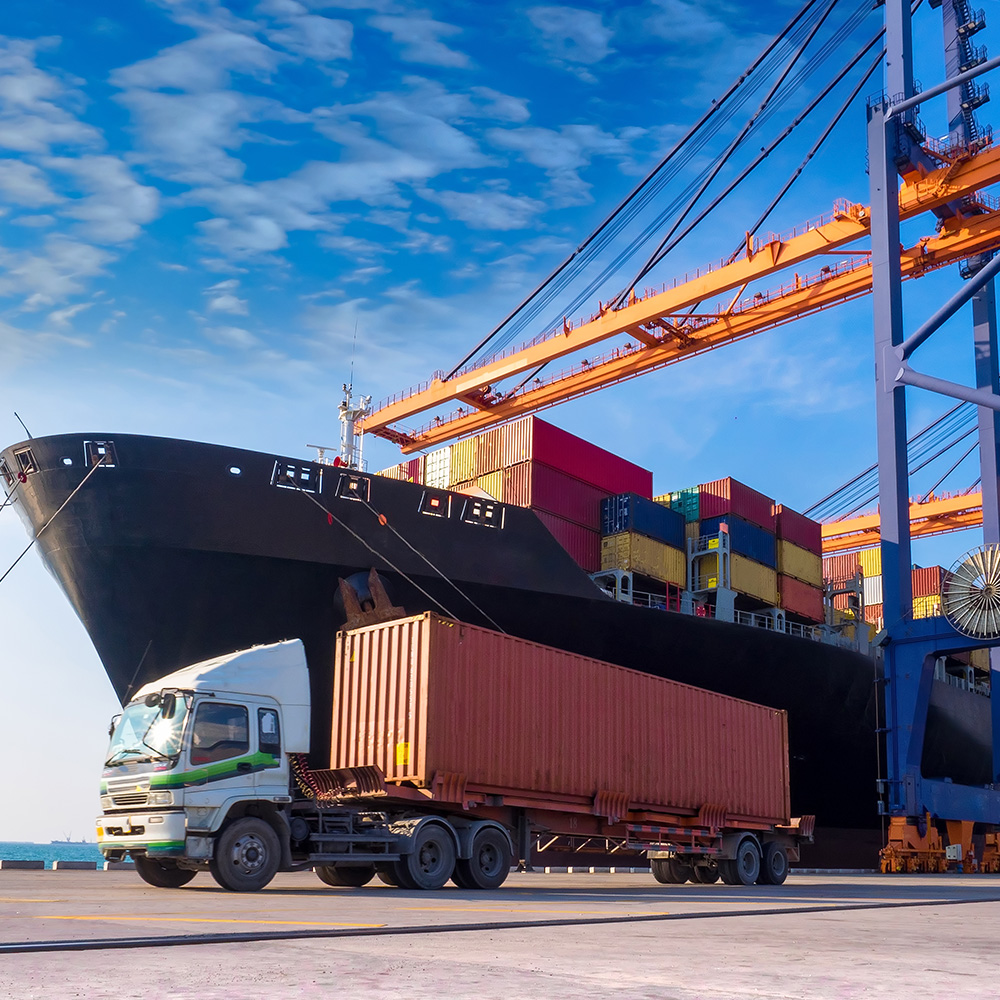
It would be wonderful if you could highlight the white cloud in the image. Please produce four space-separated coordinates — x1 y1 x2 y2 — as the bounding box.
47 302 93 326
422 188 545 230
204 279 250 314
527 6 613 80
266 15 353 61
205 324 259 347
46 155 161 243
0 160 61 206
0 236 115 309
369 15 469 68
11 214 56 227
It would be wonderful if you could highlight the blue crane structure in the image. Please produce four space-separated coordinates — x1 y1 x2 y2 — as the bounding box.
870 0 1000 839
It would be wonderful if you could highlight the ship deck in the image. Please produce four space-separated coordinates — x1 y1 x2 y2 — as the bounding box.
2 869 998 997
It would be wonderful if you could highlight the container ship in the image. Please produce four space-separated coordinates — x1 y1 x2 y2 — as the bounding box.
2 419 990 867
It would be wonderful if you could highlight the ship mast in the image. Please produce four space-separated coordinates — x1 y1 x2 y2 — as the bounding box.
338 384 371 470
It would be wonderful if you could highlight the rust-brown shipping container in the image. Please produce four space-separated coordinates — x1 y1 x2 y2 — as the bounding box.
331 613 791 824
823 552 862 583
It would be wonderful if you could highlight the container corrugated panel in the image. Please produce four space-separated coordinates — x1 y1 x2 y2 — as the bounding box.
499 462 609 530
778 574 823 622
913 594 942 618
425 447 451 489
912 566 947 598
858 547 881 579
601 493 685 547
695 554 779 604
656 488 700 522
862 574 883 607
772 504 822 554
531 419 653 498
403 457 424 483
600 532 686 586
477 470 504 500
332 613 790 823
823 553 861 583
699 478 775 530
500 416 534 468
776 540 822 587
970 647 991 671
473 427 504 478
685 521 700 542
865 602 883 626
535 510 601 572
449 438 476 487
376 464 405 480
700 515 776 569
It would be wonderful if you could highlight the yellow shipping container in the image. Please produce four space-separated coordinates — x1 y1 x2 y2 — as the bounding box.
776 540 822 587
858 546 881 579
912 594 942 619
449 438 476 486
970 647 992 671
696 553 779 605
600 532 686 586
376 464 405 480
685 521 700 542
476 470 504 500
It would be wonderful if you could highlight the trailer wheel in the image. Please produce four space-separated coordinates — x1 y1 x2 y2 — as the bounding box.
731 837 761 886
717 860 738 885
209 817 281 892
757 843 789 885
398 822 456 891
691 862 720 884
315 863 376 887
375 864 401 887
651 859 692 884
133 856 196 889
453 827 512 890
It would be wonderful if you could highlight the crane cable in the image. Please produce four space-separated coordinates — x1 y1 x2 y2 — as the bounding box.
444 0 827 379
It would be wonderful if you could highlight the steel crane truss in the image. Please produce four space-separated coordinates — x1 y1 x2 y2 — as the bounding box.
367 143 1000 450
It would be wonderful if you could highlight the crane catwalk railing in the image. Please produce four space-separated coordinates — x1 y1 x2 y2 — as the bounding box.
365 141 1000 445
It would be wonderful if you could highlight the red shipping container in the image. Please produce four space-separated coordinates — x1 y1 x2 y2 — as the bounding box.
535 510 601 572
823 553 862 583
502 462 609 530
778 574 823 623
528 418 652 498
865 602 883 625
773 504 822 554
333 612 791 824
912 566 946 598
403 457 424 483
699 478 774 530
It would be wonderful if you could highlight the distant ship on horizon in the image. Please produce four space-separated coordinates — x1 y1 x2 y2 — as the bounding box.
49 834 93 845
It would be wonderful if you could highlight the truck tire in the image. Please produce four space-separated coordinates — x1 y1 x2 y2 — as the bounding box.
730 837 761 886
209 817 281 892
691 862 720 884
452 827 512 890
757 842 789 885
315 864 376 887
396 822 456 891
651 858 692 884
717 860 738 885
133 855 196 888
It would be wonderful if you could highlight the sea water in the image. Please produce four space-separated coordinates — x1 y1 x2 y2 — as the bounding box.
0 841 108 869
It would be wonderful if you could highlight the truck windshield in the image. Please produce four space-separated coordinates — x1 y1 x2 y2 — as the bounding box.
105 694 189 766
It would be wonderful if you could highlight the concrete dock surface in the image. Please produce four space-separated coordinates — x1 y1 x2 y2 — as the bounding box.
1 870 997 998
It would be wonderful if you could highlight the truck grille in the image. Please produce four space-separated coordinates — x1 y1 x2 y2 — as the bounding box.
111 792 148 807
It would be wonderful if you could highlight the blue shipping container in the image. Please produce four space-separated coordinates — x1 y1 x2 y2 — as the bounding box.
700 515 776 568
602 493 685 548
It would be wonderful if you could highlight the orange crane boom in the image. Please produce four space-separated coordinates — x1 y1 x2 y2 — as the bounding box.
821 493 985 552
365 142 1000 449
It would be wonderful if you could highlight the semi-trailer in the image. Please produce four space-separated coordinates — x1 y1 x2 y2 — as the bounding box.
97 612 814 891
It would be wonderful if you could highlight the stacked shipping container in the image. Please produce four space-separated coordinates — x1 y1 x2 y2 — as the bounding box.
600 493 687 586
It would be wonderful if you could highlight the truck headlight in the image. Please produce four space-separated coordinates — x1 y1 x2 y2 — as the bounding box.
148 791 174 806
100 796 113 810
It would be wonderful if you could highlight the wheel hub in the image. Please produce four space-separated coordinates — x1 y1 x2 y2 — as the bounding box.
232 835 267 873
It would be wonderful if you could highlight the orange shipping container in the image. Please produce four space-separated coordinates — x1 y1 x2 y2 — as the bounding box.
778 574 824 623
332 613 791 824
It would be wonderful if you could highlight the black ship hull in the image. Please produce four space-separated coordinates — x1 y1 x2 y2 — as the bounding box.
2 432 990 865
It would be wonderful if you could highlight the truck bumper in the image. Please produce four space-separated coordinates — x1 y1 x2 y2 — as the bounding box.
97 811 187 858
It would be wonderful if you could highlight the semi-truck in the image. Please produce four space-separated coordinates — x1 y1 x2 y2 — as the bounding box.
97 612 814 891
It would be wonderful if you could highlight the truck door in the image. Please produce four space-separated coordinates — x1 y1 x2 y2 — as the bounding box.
254 706 286 795
184 700 257 806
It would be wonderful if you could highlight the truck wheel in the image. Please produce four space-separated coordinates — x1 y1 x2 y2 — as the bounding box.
375 864 401 887
651 859 692 884
731 837 761 886
453 828 512 890
133 855 196 888
315 864 376 887
691 862 720 884
209 817 281 892
717 860 738 885
757 843 789 885
398 822 456 890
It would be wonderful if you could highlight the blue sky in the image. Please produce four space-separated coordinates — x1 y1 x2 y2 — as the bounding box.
0 0 997 839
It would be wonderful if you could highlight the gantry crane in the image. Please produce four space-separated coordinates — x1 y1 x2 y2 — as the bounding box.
364 143 1000 452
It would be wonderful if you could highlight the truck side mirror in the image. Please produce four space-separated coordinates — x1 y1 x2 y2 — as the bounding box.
108 714 122 738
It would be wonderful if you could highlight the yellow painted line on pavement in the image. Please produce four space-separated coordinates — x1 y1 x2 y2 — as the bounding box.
0 898 63 904
36 915 385 928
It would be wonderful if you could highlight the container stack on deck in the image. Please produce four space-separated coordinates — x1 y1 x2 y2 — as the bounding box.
379 416 652 572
